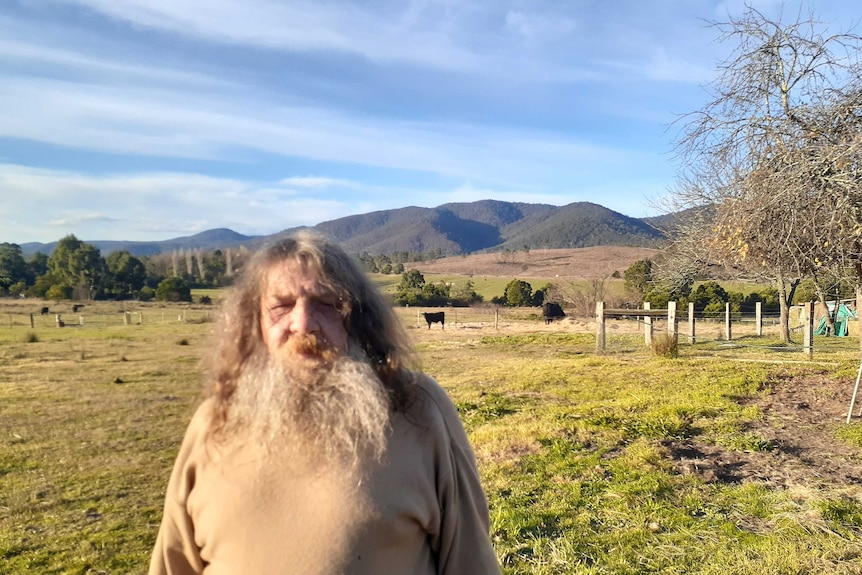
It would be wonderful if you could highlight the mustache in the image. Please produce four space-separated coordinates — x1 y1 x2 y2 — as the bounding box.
283 333 339 363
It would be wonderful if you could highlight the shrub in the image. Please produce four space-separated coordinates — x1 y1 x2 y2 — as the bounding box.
23 331 38 343
45 284 72 301
155 276 192 302
502 279 533 307
138 286 155 301
651 332 678 358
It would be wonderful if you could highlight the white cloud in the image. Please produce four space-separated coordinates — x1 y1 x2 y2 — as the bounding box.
49 0 483 71
504 10 576 41
278 177 361 189
0 73 644 188
0 37 229 88
0 164 354 242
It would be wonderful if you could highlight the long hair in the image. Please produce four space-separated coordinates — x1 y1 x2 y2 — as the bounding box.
206 231 417 434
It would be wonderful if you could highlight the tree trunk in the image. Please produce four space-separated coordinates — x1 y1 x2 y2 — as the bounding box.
816 293 836 335
778 284 791 343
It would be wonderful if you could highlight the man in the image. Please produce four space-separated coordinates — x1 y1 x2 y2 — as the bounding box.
149 231 502 575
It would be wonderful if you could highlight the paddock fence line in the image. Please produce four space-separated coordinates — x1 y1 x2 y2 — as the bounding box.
2 309 214 329
594 301 839 357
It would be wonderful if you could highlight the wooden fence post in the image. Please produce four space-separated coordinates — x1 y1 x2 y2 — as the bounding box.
756 301 763 337
29 313 34 329
688 302 695 344
644 302 652 348
667 301 678 346
725 303 732 341
596 301 605 353
803 301 814 359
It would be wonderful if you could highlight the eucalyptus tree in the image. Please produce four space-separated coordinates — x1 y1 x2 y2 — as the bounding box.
48 235 106 300
0 243 27 293
105 250 147 298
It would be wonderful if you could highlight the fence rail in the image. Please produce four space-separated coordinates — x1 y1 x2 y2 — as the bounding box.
1 309 214 329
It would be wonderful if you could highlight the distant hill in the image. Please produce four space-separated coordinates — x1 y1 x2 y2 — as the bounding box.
304 200 665 255
18 200 669 257
20 228 259 258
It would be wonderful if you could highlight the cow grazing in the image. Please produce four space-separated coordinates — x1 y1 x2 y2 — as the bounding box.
422 311 445 329
72 304 84 313
542 302 566 324
40 307 49 315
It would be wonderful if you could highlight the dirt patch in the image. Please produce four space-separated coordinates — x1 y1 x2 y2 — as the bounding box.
664 371 862 489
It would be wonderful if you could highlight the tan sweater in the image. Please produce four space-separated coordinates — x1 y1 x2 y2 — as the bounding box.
148 375 502 575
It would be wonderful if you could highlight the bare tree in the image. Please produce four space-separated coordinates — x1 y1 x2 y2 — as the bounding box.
195 250 206 282
550 276 629 317
668 4 862 344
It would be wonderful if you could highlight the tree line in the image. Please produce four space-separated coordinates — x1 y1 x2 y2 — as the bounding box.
622 259 851 319
0 235 250 303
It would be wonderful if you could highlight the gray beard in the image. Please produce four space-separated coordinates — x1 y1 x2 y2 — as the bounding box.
228 348 392 469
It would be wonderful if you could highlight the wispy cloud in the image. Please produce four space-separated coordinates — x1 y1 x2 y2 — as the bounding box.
5 0 855 244
0 165 352 241
50 0 484 70
0 74 643 188
504 10 577 41
279 177 362 189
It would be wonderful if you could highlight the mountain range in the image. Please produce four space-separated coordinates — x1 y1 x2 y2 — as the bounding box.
19 200 669 257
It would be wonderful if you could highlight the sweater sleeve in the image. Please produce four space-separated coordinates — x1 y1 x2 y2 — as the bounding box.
148 402 210 575
419 378 502 575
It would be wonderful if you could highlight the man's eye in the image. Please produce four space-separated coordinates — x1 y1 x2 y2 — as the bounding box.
316 299 343 314
270 302 295 315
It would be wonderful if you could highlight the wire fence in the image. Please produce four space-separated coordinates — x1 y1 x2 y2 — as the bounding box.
4 301 859 359
0 309 215 330
598 309 861 358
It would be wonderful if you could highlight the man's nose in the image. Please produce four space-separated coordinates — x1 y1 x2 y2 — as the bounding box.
289 297 319 334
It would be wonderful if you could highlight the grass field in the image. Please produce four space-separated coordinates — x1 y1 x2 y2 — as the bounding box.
2 300 862 574
369 273 630 303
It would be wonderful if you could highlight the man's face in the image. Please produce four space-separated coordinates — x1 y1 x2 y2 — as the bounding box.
259 261 349 361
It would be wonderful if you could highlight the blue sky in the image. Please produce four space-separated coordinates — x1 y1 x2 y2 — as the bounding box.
0 0 858 244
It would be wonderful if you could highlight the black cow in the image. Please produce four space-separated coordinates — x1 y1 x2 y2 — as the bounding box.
422 311 445 329
542 302 566 324
72 304 84 313
40 307 49 315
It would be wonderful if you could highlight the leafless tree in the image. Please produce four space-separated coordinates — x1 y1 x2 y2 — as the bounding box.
550 276 631 317
171 250 179 277
668 3 862 344
195 250 206 282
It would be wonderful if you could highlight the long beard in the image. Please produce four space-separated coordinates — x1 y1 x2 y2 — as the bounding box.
228 336 392 469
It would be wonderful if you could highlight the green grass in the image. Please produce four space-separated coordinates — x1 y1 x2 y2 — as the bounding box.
370 273 629 303
1 304 862 573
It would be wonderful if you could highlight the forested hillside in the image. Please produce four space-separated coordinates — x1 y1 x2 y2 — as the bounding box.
19 200 667 258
